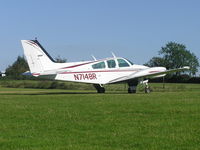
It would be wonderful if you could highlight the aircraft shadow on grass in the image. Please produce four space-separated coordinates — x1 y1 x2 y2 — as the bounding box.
0 91 131 95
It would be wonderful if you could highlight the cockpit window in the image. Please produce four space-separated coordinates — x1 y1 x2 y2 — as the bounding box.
107 59 116 68
117 59 130 67
126 59 134 65
92 61 105 69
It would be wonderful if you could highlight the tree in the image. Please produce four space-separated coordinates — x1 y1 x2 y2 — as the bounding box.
6 56 29 79
144 57 166 67
146 42 199 76
160 42 199 75
54 55 67 63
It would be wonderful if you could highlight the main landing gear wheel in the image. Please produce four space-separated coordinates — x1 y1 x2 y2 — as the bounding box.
128 86 137 93
93 84 105 93
128 81 138 94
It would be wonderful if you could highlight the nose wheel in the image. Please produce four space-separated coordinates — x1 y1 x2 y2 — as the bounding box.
144 81 151 93
139 80 151 93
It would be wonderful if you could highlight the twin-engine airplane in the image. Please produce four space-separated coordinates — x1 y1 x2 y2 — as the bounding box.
21 40 189 93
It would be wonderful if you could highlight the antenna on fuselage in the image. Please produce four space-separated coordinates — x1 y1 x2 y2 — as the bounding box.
111 52 116 58
91 55 97 61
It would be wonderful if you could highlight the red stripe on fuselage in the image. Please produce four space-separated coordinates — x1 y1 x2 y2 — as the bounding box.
32 69 140 76
32 73 40 76
61 60 100 69
60 69 140 74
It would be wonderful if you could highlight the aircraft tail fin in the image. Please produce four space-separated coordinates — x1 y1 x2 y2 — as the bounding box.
21 40 56 74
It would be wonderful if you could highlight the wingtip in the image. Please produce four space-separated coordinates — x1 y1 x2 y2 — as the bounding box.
183 66 190 70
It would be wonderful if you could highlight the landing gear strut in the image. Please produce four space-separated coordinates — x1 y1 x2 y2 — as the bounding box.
93 84 105 93
141 80 151 93
144 82 150 93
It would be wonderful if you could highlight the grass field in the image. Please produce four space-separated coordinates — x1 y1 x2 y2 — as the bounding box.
0 83 200 150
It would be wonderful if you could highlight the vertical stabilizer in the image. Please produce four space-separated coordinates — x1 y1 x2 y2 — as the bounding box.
21 40 56 74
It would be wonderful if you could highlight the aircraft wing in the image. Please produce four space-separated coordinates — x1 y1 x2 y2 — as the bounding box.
108 66 190 84
130 66 190 79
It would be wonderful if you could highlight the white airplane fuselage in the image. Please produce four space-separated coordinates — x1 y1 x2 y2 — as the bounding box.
36 57 166 85
21 40 189 93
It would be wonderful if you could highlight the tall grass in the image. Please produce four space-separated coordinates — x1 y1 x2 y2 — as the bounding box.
0 79 200 92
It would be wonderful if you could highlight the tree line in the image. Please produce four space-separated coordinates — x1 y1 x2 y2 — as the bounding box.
4 56 67 79
3 42 200 83
145 42 199 76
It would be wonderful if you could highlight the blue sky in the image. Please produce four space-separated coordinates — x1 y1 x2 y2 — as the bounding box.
0 0 200 74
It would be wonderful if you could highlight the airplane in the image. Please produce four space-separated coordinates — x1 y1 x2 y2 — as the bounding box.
21 39 190 93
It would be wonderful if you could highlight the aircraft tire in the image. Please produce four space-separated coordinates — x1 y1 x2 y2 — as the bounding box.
145 88 150 93
128 87 136 93
98 87 105 93
93 84 105 93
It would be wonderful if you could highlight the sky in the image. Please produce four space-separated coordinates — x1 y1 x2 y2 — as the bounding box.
0 0 200 74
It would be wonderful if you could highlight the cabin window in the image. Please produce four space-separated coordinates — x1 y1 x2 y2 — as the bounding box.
107 59 116 68
117 59 130 67
92 61 105 69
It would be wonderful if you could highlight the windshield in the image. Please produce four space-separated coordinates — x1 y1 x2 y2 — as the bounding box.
117 59 130 67
126 59 134 65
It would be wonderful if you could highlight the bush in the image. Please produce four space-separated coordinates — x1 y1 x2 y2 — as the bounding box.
150 74 200 84
188 77 200 83
0 80 95 90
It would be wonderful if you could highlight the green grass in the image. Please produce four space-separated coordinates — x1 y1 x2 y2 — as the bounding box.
0 84 200 150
